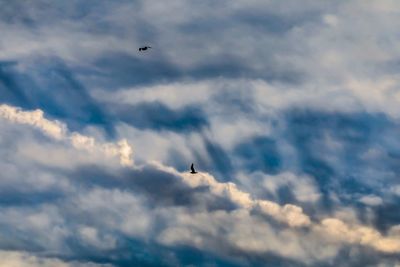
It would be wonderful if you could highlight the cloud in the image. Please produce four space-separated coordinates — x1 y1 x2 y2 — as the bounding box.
318 218 400 253
359 195 384 206
0 104 133 166
0 104 66 139
261 172 321 203
0 250 112 267
151 162 400 255
1 103 400 266
70 133 133 167
1 0 400 266
108 101 208 132
152 161 311 227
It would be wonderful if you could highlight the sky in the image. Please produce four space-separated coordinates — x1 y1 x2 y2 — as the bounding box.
1 0 400 266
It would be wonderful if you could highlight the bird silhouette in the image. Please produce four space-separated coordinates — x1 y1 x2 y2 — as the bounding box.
139 46 152 51
190 163 197 174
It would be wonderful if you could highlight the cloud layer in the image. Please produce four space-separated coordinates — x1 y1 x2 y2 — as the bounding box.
1 0 400 266
1 104 400 266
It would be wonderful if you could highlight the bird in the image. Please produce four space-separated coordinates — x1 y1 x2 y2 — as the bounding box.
139 46 151 51
190 163 197 174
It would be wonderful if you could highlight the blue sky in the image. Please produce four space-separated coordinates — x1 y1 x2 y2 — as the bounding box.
1 0 400 266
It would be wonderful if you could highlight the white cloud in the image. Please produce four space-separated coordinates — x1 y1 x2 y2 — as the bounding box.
261 171 321 203
73 188 152 238
153 161 311 227
0 250 113 267
390 186 400 197
0 104 66 139
0 205 69 252
70 133 133 166
158 208 335 263
359 195 384 206
0 104 133 167
93 81 215 110
115 123 204 165
78 226 117 250
318 218 400 253
153 162 400 254
323 14 339 27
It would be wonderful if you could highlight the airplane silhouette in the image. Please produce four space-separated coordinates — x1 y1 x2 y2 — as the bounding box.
190 163 197 174
139 46 151 51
